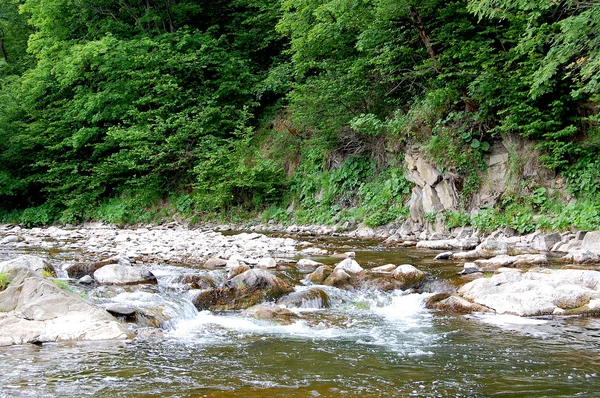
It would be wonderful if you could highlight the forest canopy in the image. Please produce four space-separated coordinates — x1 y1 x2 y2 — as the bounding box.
0 0 598 228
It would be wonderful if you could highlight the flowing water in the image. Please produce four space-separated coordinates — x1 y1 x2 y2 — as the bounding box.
1 235 600 397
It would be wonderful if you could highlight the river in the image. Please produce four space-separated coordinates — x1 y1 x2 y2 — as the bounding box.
1 232 599 397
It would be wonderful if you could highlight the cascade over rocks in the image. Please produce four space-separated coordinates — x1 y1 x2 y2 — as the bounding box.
0 265 129 346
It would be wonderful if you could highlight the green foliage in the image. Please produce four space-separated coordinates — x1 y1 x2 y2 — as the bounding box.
444 211 470 229
0 272 9 290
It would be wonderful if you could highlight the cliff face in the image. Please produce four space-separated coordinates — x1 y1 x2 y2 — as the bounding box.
400 135 568 238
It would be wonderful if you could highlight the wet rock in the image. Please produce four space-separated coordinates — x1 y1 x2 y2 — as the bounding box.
334 258 363 274
458 262 483 275
65 255 131 279
426 293 493 314
0 267 129 346
78 275 95 285
243 305 300 325
94 264 157 286
203 257 228 269
296 259 324 273
182 275 215 290
278 288 330 309
256 257 277 269
458 268 600 316
323 269 352 288
305 265 333 284
359 275 407 291
392 264 426 288
474 254 548 271
435 252 453 260
582 231 600 254
192 269 294 311
371 264 397 274
227 264 252 279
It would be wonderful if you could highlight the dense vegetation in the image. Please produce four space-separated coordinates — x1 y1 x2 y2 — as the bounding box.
0 0 598 231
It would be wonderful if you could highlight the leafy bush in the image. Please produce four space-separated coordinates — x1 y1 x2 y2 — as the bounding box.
0 272 9 291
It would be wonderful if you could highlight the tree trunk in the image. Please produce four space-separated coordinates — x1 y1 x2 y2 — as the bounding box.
409 5 439 73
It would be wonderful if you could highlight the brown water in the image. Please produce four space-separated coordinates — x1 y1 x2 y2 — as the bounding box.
1 235 600 397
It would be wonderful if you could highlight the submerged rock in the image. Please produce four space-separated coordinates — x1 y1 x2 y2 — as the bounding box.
0 267 129 346
243 305 300 325
278 288 330 309
426 293 493 314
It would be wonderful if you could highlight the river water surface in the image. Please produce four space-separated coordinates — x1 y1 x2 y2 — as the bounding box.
1 234 599 397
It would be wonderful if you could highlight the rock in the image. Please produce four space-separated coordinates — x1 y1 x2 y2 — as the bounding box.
256 257 277 269
323 269 353 288
474 254 548 271
455 228 474 240
359 276 407 291
0 267 129 346
331 251 356 259
182 275 215 290
1 235 21 244
458 262 483 275
78 275 94 285
562 250 600 264
192 269 293 311
334 258 363 274
416 239 479 251
582 231 600 254
93 264 157 285
0 255 55 277
295 259 324 273
532 233 561 252
305 265 333 284
227 264 252 279
371 264 397 273
65 255 131 279
458 268 600 316
434 252 453 260
278 288 330 309
426 293 493 314
392 264 426 288
203 257 228 269
300 247 329 256
243 305 300 325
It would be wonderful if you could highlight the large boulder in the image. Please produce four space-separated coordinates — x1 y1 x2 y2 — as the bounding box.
458 268 600 316
65 255 131 279
0 255 55 277
192 269 293 311
295 259 324 273
323 269 353 288
0 267 129 346
582 231 600 254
